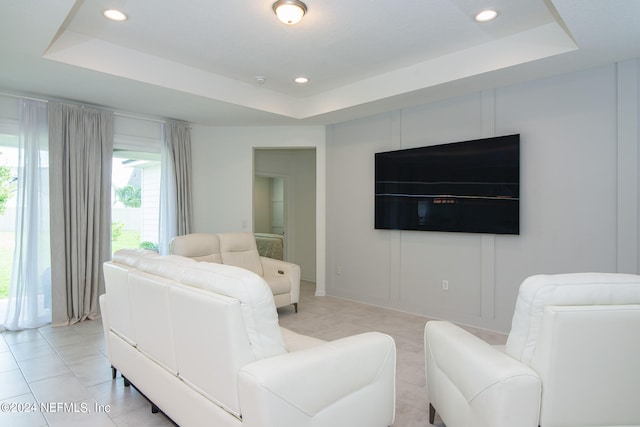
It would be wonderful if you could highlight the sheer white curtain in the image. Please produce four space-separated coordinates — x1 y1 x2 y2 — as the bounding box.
158 120 193 254
1 99 51 331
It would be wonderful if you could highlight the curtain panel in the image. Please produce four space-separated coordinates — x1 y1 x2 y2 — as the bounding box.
159 120 193 254
48 102 114 326
1 99 51 331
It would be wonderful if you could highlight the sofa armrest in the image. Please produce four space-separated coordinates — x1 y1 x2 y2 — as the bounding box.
99 294 111 359
238 332 395 427
424 321 541 427
260 256 301 303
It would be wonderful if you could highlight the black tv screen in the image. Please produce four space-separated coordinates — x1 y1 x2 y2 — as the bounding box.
375 134 520 234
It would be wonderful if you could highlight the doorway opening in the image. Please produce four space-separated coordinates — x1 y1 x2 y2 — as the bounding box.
253 148 316 283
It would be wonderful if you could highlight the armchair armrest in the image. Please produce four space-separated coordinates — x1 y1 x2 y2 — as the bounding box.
424 321 540 427
238 332 395 427
260 256 300 278
260 256 301 303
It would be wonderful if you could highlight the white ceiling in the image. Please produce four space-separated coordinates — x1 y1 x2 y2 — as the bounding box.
1 0 639 126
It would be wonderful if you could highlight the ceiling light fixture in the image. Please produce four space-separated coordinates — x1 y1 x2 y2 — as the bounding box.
272 0 307 25
294 76 309 84
475 9 498 22
103 9 128 22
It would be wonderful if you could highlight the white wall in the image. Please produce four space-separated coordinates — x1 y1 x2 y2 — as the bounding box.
187 59 639 332
326 59 640 333
190 126 326 290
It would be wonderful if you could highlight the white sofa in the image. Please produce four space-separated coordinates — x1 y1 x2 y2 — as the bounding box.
424 273 640 427
100 249 396 427
169 232 300 311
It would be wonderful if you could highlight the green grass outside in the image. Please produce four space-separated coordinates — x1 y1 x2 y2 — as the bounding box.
0 230 142 299
0 232 13 298
112 230 141 253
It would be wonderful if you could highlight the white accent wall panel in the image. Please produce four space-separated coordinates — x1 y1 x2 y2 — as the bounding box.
189 58 639 333
327 59 639 333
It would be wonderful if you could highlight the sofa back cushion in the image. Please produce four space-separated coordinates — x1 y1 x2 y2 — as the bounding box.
169 233 222 263
130 252 286 360
105 250 288 416
113 248 160 267
128 270 179 373
169 282 255 417
103 262 137 345
218 232 264 276
505 273 640 365
181 261 285 359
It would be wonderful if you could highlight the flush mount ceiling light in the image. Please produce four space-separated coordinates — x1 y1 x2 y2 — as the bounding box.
272 0 307 25
294 76 309 84
103 9 128 22
475 9 498 22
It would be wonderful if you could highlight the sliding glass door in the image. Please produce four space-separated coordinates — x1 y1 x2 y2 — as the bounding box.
111 116 162 254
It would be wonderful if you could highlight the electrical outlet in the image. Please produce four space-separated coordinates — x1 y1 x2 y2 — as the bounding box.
442 279 449 291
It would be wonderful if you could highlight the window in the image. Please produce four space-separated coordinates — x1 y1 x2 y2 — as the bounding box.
0 97 20 306
0 144 17 301
0 96 50 329
111 116 162 254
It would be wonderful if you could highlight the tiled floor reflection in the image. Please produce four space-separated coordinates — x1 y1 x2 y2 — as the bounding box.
0 316 175 427
278 282 507 427
1 282 506 426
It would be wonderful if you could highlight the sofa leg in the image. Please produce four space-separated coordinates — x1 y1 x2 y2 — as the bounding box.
123 376 131 387
111 365 117 380
293 302 298 313
151 403 159 414
429 403 436 424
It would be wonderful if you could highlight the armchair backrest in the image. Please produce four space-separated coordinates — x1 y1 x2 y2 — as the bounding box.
505 273 640 365
168 233 222 263
218 232 264 276
505 273 640 426
531 304 640 426
169 232 264 276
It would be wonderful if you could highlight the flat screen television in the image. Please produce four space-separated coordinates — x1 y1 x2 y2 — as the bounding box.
375 134 520 234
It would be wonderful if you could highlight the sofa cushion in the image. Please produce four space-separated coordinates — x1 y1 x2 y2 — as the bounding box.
112 249 287 360
128 270 178 374
112 248 160 267
505 272 640 365
169 233 222 263
281 327 326 352
218 232 264 276
136 255 197 281
181 262 286 359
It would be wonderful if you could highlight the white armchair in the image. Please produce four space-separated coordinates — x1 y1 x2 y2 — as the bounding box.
424 273 640 427
169 232 300 311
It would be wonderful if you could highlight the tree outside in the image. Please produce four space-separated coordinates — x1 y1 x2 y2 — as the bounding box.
115 185 142 208
0 165 15 215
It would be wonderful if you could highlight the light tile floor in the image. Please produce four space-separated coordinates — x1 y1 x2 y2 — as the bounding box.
0 282 506 426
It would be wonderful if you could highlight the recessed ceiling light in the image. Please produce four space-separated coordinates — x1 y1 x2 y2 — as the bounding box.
104 9 128 22
475 9 498 22
294 77 309 84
